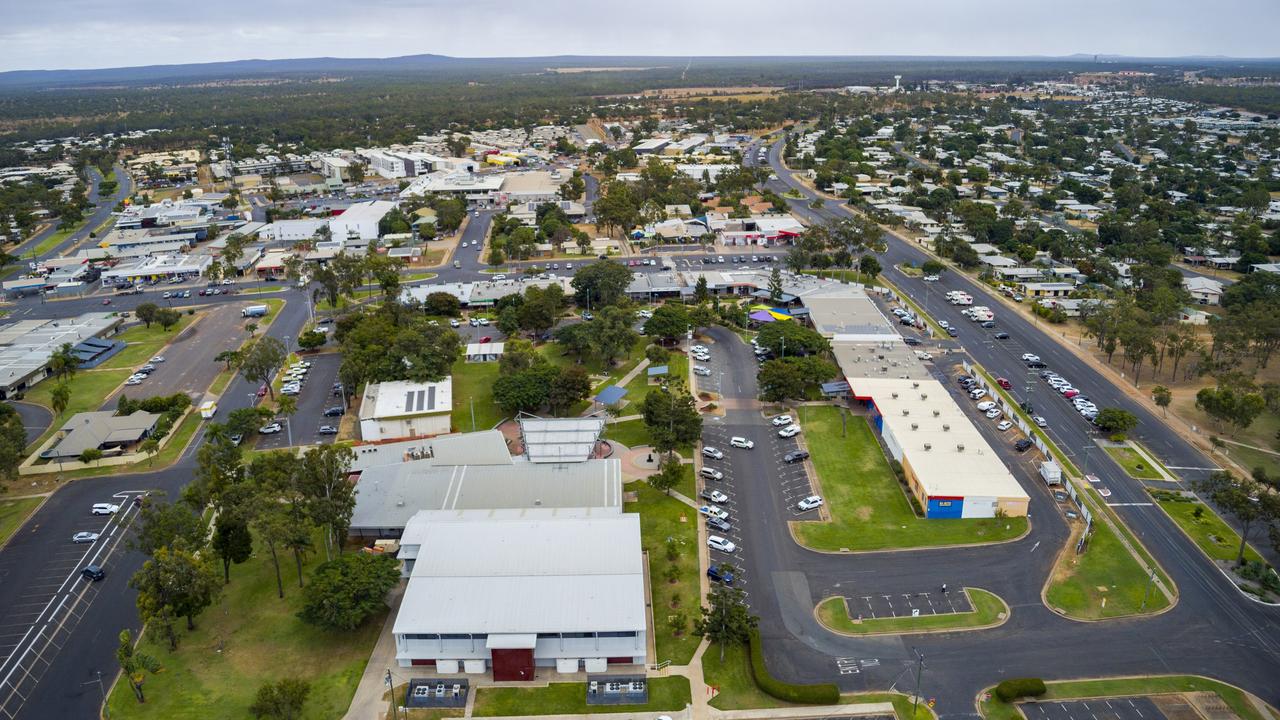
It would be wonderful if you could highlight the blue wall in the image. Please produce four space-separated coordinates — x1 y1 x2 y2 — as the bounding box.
926 497 964 519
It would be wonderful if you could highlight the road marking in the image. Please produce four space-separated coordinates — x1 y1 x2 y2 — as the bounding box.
1106 502 1153 507
1030 540 1041 553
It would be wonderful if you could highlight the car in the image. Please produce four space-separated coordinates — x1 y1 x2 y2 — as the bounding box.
707 536 736 553
705 517 733 534
923 274 940 282
947 327 959 337
702 447 724 460
777 424 801 438
976 401 996 411
996 420 1013 431
969 388 986 400
449 319 460 328
707 564 736 585
140 364 156 373
892 308 908 317
957 375 975 385
469 318 479 327
477 318 490 326
985 407 1003 419
784 450 810 464
899 316 916 326
72 532 99 544
693 365 711 376
771 414 794 427
700 489 729 504
699 467 724 481
996 377 1012 389
81 565 106 582
993 332 1010 340
796 495 824 511
699 505 729 521
479 335 492 344
903 337 922 346
318 425 338 435
1033 416 1048 427
938 320 951 329
460 241 468 248
1062 389 1080 399
150 355 165 363
323 406 345 417
691 344 709 353
1054 491 1069 502
259 422 283 434
980 320 997 329
230 434 244 446
124 377 143 386
1014 438 1034 452
91 503 120 515
162 291 171 299
916 351 933 361
1027 360 1048 369
729 436 754 449
692 353 710 363
1020 353 1040 362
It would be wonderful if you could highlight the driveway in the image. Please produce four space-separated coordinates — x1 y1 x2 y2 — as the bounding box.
256 352 344 450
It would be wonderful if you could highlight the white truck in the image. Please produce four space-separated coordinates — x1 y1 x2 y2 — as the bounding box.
241 304 269 318
199 401 218 419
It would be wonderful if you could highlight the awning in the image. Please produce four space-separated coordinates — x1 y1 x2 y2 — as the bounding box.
486 633 537 650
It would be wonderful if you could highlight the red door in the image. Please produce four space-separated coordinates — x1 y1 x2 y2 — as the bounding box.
490 648 534 681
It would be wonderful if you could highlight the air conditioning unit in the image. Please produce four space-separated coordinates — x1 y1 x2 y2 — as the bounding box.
920 393 928 400
912 382 919 389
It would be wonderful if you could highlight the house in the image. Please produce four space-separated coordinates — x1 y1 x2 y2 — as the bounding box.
1018 282 1075 299
40 411 160 460
392 513 645 678
1183 276 1224 305
359 378 453 441
1179 307 1210 325
465 342 504 363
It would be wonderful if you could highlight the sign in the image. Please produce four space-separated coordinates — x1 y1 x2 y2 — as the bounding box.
912 608 920 617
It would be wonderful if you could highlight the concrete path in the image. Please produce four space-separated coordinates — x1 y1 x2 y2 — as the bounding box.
342 582 407 720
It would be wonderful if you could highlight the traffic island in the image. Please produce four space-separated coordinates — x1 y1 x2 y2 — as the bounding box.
815 587 1009 636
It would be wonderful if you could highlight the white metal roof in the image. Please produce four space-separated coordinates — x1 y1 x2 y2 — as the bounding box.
359 378 452 421
393 515 644 635
518 416 605 463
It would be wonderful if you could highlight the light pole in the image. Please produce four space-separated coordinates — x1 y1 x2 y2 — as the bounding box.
911 647 926 717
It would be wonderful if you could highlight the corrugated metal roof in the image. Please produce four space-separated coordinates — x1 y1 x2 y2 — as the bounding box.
519 416 605 463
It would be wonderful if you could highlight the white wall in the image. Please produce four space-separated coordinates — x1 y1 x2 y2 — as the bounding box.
961 495 998 519
395 631 646 669
359 413 451 443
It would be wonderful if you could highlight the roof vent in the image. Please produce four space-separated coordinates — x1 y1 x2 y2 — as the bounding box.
933 410 940 417
395 497 404 507
957 444 965 452
921 393 928 400
534 499 542 506
902 409 910 416
912 382 920 389
891 392 899 399
924 443 932 451
943 424 950 431
911 423 918 430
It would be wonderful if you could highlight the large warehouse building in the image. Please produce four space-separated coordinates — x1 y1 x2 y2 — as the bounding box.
392 513 645 679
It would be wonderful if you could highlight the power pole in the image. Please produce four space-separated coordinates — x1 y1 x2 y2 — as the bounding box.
911 647 926 717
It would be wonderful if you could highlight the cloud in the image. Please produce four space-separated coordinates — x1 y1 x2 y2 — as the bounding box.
0 0 1277 71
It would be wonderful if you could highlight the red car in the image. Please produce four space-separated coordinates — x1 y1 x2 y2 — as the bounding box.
996 377 1011 389
479 336 492 343
101 298 111 305
256 384 268 398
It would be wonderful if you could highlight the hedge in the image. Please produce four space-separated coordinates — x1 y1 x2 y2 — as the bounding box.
994 678 1047 702
747 629 840 704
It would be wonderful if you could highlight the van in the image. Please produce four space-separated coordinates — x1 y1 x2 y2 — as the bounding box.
700 467 724 481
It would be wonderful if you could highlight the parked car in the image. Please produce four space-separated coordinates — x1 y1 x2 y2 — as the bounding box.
1033 416 1048 427
777 424 801 438
702 447 724 460
230 434 244 446
993 332 1010 340
1014 438 1034 452
82 565 106 582
996 377 1012 389
976 401 997 412
150 355 165 363
72 532 99 544
699 505 730 521
996 420 1013 431
699 467 724 481
323 406 345 417
707 535 737 553
729 437 754 449
318 425 338 435
1020 353 1040 362
706 564 735 585
91 503 120 515
705 517 733 534
771 415 793 427
784 450 810 464
985 408 1003 419
693 366 712 376
796 495 824 511
259 422 283 434
700 489 729 504
1027 360 1048 369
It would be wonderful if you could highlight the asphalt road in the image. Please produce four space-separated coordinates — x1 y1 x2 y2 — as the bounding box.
255 351 343 450
10 402 52 446
7 165 133 275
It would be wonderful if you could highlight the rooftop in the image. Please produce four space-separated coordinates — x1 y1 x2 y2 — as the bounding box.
518 415 606 463
359 378 453 421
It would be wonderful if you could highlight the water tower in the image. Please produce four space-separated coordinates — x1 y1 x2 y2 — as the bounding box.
894 75 902 91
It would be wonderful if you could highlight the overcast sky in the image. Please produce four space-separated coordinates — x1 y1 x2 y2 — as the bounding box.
2 0 1278 72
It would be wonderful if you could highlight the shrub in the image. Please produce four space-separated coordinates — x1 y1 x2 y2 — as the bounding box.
747 629 840 704
994 678 1047 702
1109 433 1128 443
646 345 670 363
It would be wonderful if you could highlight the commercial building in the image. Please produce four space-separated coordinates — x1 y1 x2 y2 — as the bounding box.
99 254 212 286
0 313 122 399
40 410 160 460
258 219 328 243
329 200 396 242
358 378 453 442
392 513 645 678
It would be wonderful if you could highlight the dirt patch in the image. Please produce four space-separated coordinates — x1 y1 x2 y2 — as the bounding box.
854 506 873 521
1183 690 1240 720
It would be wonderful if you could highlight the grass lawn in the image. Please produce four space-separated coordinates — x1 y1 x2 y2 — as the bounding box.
673 463 695 500
450 359 504 432
208 367 235 396
703 641 783 710
0 497 43 547
403 272 438 282
603 419 651 449
105 531 383 720
540 336 649 390
625 353 688 407
25 368 134 449
1044 518 1170 619
31 219 87 257
1154 495 1264 565
1222 443 1280 479
792 407 1027 551
800 269 879 287
1104 446 1164 480
980 676 1268 720
473 677 689 717
100 315 196 370
817 587 1007 635
625 482 701 665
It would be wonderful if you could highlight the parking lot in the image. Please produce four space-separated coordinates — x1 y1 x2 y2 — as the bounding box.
256 352 343 450
698 421 754 597
839 588 973 620
1022 697 1167 720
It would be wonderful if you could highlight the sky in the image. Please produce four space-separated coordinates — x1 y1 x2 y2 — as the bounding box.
2 0 1279 72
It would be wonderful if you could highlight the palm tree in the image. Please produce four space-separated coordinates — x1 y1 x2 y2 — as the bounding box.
47 343 78 381
50 382 71 418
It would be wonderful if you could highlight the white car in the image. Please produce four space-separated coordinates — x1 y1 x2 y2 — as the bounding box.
985 408 1003 419
259 422 283 434
693 366 712 376
702 446 724 460
125 377 143 386
771 415 794 427
976 401 997 412
477 318 490 326
449 319 460 328
797 495 824 511
996 420 1013 431
691 345 709 353
915 351 933 361
91 503 120 515
72 531 100 544
699 505 730 521
1020 353 1040 362
707 535 737 553
922 274 940 282
699 467 724 481
777 424 801 438
703 489 729 504
150 355 165 363
692 352 710 361
969 388 986 400
1033 416 1048 427
730 437 754 449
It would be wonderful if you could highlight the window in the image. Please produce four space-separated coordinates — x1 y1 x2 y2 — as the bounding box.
561 632 593 639
536 633 560 639
440 634 470 640
404 634 439 641
597 631 636 639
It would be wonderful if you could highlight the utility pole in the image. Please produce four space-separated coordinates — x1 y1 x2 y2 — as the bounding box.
84 671 108 719
911 647 926 717
385 669 399 720
1140 568 1158 611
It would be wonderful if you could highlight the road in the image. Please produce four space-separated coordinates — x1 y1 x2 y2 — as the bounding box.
729 135 1280 713
7 165 133 273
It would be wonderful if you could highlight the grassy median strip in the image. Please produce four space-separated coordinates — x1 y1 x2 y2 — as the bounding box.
816 587 1007 635
1151 492 1264 565
0 497 43 547
625 481 700 665
792 406 1026 551
104 530 382 720
471 677 691 717
980 676 1269 720
1044 517 1170 618
703 642 782 710
99 315 196 370
1104 446 1164 480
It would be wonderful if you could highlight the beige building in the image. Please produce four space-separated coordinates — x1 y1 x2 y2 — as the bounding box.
359 378 453 442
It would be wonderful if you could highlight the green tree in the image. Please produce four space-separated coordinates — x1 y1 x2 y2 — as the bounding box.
129 501 206 556
921 259 946 276
295 444 357 561
156 307 182 330
647 455 684 496
50 381 71 417
493 365 556 413
1093 408 1139 437
79 447 104 466
424 291 462 317
214 349 243 371
239 336 288 400
47 343 79 382
758 357 838 402
548 366 592 416
296 329 327 351
1151 386 1172 417
116 629 161 703
644 304 690 342
570 259 633 308
768 268 784 303
250 678 311 720
1195 471 1280 566
694 584 758 661
0 404 25 480
135 302 160 328
592 306 639 366
642 386 702 455
298 553 400 630
756 321 829 358
858 254 882 279
131 546 221 648
210 513 254 584
693 275 709 304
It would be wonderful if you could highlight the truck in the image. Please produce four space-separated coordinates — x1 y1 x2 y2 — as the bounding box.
199 401 218 419
241 304 269 318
